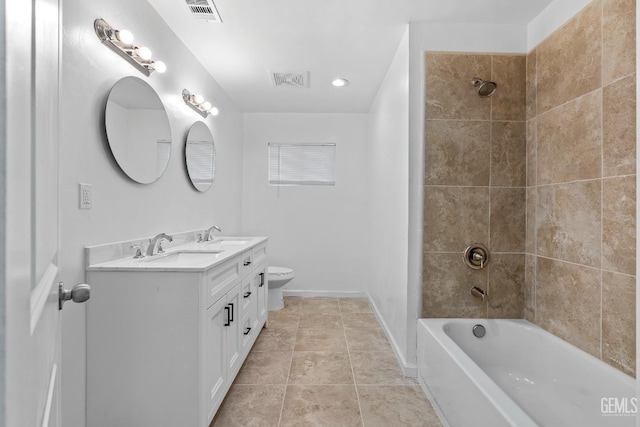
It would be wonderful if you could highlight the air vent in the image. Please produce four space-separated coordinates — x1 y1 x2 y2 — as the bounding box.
270 71 310 88
185 0 222 22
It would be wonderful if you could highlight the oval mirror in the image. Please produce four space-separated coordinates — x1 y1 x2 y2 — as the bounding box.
105 76 172 184
185 121 216 192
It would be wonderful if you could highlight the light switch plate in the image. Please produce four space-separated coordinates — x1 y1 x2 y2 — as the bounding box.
79 183 92 209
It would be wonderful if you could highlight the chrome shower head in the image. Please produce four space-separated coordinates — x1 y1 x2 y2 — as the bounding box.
471 77 497 97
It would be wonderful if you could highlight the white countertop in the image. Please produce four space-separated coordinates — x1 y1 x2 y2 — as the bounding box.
86 236 268 273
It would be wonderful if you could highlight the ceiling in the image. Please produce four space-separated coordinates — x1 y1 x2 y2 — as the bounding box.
147 0 554 113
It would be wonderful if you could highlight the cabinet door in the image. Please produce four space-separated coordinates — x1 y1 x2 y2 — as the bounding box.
255 264 268 324
226 285 242 377
205 297 228 420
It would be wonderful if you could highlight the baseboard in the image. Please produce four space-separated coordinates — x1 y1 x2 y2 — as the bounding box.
366 295 417 378
282 290 368 298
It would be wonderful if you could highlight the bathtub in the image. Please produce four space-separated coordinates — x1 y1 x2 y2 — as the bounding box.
417 319 636 427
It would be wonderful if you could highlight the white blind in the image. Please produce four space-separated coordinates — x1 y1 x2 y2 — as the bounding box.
187 141 215 184
268 143 336 186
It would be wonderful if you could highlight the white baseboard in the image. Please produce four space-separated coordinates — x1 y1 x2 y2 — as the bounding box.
282 289 368 298
367 295 417 378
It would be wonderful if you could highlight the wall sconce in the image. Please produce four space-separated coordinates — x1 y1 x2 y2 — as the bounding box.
182 89 219 118
94 18 166 76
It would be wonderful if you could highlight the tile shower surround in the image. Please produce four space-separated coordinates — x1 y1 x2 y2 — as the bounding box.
423 0 636 377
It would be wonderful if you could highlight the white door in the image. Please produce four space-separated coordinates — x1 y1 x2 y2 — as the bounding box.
3 1 86 426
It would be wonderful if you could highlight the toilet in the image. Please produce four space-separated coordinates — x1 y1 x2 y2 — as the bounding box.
267 266 295 311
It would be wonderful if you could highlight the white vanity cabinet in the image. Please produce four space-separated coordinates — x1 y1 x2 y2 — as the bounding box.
86 238 268 427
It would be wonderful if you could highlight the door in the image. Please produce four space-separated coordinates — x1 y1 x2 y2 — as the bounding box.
3 0 75 425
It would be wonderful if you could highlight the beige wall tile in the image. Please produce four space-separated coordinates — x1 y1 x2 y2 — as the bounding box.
603 74 636 177
422 252 487 318
425 120 491 185
536 0 602 113
602 176 636 275
536 181 601 267
487 254 525 318
524 255 536 322
526 187 536 254
526 119 537 187
491 55 526 121
535 257 601 357
603 0 636 85
491 121 526 187
490 188 526 252
526 50 537 120
424 186 490 252
602 271 636 376
537 90 602 185
425 53 492 120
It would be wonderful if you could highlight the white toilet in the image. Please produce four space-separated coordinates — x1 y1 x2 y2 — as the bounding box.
267 266 295 311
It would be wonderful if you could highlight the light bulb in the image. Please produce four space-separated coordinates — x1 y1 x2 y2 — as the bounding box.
116 29 134 45
202 101 212 112
136 46 152 61
332 78 349 87
194 94 204 105
209 107 219 116
152 61 167 73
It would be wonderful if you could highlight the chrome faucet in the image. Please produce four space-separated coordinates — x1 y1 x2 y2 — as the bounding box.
147 233 173 256
203 225 222 242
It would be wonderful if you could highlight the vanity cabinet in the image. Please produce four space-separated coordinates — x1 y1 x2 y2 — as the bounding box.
86 238 268 427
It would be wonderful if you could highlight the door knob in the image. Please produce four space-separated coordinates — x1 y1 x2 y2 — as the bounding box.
59 282 91 310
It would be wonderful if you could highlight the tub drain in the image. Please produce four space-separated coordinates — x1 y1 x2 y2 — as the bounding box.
472 324 486 338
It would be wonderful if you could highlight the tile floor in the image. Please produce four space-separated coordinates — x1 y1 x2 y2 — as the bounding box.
211 296 443 427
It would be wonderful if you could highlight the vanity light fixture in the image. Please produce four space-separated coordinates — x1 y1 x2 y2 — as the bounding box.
182 89 218 117
331 78 349 87
94 18 166 76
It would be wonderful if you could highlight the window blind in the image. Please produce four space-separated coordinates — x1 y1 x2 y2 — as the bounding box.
268 143 336 186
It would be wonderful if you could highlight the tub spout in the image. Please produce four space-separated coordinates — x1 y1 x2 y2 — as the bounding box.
470 286 487 301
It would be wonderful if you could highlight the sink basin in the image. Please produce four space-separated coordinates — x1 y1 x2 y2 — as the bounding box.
210 239 250 245
143 250 225 265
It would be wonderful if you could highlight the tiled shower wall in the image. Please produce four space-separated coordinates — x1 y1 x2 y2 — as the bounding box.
525 0 636 376
422 0 636 377
422 53 527 319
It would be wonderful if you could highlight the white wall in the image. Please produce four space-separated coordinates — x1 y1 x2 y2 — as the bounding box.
365 28 411 370
242 113 371 293
60 0 244 425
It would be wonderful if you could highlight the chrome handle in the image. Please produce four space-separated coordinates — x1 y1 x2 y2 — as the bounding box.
131 245 144 259
463 243 489 270
59 282 91 310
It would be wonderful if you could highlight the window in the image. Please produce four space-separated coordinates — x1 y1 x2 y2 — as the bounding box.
268 143 336 186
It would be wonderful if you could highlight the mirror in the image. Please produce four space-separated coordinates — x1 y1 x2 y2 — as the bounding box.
105 76 172 184
185 121 216 192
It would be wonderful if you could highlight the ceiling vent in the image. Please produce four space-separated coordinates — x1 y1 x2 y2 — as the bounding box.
270 71 310 88
185 0 222 22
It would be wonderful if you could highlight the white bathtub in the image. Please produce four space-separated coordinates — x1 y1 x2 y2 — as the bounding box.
417 319 636 427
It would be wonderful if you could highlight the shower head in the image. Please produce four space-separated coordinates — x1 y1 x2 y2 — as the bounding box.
471 77 497 97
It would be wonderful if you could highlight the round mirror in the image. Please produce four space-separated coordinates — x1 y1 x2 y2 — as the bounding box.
185 121 216 192
105 76 172 184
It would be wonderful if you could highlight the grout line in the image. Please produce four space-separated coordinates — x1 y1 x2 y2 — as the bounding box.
340 302 366 427
276 307 298 427
599 0 604 361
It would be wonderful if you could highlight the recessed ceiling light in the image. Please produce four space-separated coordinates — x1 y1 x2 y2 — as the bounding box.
332 78 349 87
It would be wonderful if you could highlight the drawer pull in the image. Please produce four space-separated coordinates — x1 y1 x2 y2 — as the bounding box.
243 327 251 335
243 260 252 266
228 303 234 322
224 306 230 326
259 272 265 287
244 291 252 298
